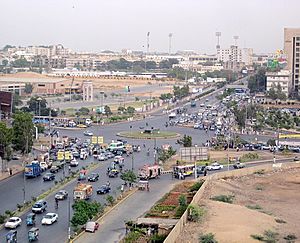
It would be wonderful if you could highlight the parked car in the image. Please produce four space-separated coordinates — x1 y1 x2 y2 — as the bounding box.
88 173 99 182
96 185 111 194
32 200 47 213
233 162 245 169
43 173 55 181
41 213 58 225
98 153 107 161
206 162 223 171
77 124 87 128
55 190 68 200
5 217 22 229
50 166 59 173
85 221 99 233
83 131 93 136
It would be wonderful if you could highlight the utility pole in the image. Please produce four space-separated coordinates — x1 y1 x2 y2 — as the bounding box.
168 33 173 55
68 196 71 242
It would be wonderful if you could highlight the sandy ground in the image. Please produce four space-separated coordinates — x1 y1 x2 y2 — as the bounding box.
176 168 300 243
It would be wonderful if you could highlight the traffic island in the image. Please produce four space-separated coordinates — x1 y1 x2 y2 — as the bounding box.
117 130 180 139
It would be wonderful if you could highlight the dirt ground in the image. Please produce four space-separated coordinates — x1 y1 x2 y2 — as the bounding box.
176 167 300 243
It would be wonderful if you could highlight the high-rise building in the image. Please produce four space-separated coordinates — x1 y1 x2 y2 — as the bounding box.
284 28 300 94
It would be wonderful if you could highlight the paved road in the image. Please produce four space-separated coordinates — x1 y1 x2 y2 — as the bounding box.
0 76 254 242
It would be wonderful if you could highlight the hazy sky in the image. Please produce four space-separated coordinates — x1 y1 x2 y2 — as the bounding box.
1 0 300 54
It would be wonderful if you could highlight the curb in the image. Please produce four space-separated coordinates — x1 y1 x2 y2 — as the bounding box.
0 169 24 183
116 132 181 140
70 188 138 243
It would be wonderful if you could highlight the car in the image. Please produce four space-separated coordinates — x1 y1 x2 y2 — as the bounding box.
41 213 58 225
85 221 99 233
43 173 55 181
83 131 93 136
77 124 87 128
108 169 119 178
80 151 88 160
11 155 21 160
50 166 59 173
55 190 68 200
88 173 99 182
96 185 111 194
196 166 206 175
70 159 79 167
206 162 223 171
72 151 80 158
233 162 245 169
32 200 47 213
98 153 107 161
5 217 22 229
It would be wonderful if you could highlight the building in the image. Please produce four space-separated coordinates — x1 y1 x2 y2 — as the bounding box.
284 28 300 94
266 70 292 97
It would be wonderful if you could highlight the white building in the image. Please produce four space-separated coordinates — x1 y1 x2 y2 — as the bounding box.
218 46 253 68
266 70 292 97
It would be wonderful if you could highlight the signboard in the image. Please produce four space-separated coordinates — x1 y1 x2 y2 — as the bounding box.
279 133 300 139
180 147 208 162
0 91 13 114
57 151 64 161
92 136 98 144
98 136 104 144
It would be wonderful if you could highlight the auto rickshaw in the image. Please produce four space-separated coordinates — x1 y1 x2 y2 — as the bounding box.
6 230 17 243
138 180 149 191
28 227 39 242
26 213 36 226
78 169 87 181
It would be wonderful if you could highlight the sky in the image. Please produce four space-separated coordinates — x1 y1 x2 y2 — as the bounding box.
1 0 300 54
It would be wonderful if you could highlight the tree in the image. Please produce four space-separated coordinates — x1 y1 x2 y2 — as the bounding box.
120 170 137 185
126 106 135 114
77 107 90 116
12 112 34 153
0 122 13 161
104 105 112 116
24 83 33 94
2 59 8 67
159 93 172 101
267 84 287 100
159 59 179 69
177 134 192 147
173 85 189 99
71 200 102 228
117 106 126 113
12 58 30 68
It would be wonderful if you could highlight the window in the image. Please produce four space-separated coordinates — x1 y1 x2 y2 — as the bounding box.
296 53 300 57
38 84 45 87
297 37 300 41
297 42 300 46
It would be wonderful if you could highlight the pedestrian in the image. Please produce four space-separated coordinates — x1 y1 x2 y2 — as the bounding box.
68 165 71 173
9 168 12 176
121 184 124 193
204 169 207 177
106 181 110 187
55 198 59 209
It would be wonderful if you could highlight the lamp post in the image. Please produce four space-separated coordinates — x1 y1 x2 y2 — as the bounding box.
68 196 71 242
37 97 42 120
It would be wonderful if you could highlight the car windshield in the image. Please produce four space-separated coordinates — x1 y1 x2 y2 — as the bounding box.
44 214 53 219
8 218 17 222
33 203 42 208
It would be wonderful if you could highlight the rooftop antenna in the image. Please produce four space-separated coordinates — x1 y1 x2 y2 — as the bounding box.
168 33 173 55
147 32 150 54
233 35 239 46
215 32 221 50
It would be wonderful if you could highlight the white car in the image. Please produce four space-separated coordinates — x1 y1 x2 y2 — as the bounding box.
83 131 93 136
42 213 58 225
70 158 79 167
98 153 106 161
80 152 88 160
206 162 224 171
5 217 22 229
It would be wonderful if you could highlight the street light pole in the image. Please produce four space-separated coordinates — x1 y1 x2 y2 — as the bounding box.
68 196 71 242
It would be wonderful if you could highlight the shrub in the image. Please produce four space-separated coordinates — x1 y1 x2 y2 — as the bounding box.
178 195 187 207
106 195 115 206
5 210 15 217
283 234 297 242
246 204 263 210
124 231 142 243
150 234 168 243
254 169 265 175
251 234 264 241
188 204 205 222
256 185 264 191
199 233 218 243
189 180 205 193
0 214 6 224
275 218 286 224
211 195 234 204
174 205 187 218
264 230 279 243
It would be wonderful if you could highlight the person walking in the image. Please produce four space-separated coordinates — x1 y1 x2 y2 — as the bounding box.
55 198 59 209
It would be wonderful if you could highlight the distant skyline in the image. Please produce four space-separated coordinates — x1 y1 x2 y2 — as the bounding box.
1 0 300 54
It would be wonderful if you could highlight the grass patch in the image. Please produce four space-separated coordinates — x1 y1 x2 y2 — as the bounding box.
118 130 179 139
275 218 286 224
254 169 265 175
189 180 205 193
187 204 205 222
199 233 218 243
251 230 279 243
246 204 263 210
240 152 259 162
211 195 235 204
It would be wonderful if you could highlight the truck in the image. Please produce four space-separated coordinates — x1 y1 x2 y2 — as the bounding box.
73 184 93 200
138 164 161 180
25 161 42 178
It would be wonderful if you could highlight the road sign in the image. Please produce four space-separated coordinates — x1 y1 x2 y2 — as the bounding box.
180 147 208 162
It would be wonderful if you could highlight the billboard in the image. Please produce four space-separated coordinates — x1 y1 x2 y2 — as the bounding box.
180 147 208 162
0 91 13 114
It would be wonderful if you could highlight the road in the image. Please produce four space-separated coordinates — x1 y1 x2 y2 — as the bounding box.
0 76 263 242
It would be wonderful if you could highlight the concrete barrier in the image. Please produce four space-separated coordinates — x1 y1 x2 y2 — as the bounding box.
164 162 300 243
